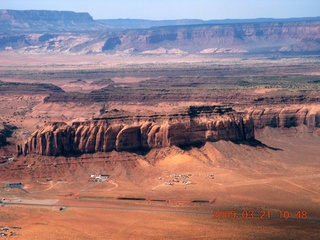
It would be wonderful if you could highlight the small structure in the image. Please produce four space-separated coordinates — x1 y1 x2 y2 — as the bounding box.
208 174 215 179
1 226 21 237
2 182 28 193
89 174 110 182
3 182 24 188
0 156 14 165
89 175 96 181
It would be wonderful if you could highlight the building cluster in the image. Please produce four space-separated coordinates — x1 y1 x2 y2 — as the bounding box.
207 174 215 179
0 156 14 165
3 182 23 188
0 226 21 237
165 173 192 186
89 174 110 182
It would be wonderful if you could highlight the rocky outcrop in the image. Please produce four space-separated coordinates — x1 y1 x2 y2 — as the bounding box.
0 81 64 95
1 11 320 54
249 106 320 129
0 9 106 32
97 17 320 30
90 79 115 86
18 106 255 156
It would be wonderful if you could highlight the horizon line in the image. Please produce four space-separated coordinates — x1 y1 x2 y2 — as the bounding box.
1 9 319 21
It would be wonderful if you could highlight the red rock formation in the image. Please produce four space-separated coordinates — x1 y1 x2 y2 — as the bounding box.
248 106 320 129
18 106 254 156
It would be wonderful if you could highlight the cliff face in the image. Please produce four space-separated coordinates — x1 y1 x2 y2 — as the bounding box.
0 9 93 22
18 106 255 156
16 105 320 157
0 81 64 95
130 21 320 53
97 17 320 29
1 10 320 54
0 9 105 32
249 106 320 129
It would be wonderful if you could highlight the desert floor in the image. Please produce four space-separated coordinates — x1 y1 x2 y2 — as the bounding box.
0 53 319 239
1 127 319 240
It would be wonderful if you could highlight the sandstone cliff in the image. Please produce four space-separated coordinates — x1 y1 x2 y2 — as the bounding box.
1 10 320 54
0 81 64 95
248 106 320 129
18 106 254 156
0 9 105 32
97 17 320 30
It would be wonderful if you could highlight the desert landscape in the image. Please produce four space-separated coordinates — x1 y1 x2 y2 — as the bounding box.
0 9 320 240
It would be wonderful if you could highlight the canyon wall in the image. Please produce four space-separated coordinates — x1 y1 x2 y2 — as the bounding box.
248 106 320 129
0 81 64 95
18 106 254 156
1 10 319 54
0 9 104 32
16 105 320 157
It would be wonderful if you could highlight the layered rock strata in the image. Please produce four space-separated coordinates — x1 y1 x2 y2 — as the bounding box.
18 106 254 156
0 9 105 32
248 106 320 129
1 11 320 54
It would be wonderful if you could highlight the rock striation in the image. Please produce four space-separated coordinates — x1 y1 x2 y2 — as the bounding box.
1 10 320 54
18 106 254 156
0 81 64 95
0 9 105 32
97 17 320 30
248 106 320 129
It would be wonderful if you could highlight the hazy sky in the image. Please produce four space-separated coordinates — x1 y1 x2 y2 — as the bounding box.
1 0 319 20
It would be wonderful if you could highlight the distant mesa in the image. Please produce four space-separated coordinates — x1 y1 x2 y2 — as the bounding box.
96 17 320 29
1 10 320 54
96 19 206 29
0 9 106 32
141 47 187 55
249 106 320 129
68 79 87 85
200 48 248 54
90 79 115 86
0 81 64 94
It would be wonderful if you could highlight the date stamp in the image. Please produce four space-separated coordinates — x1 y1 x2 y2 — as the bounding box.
212 210 308 220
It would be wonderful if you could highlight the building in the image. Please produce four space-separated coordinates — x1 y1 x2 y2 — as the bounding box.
90 174 110 182
3 182 24 188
